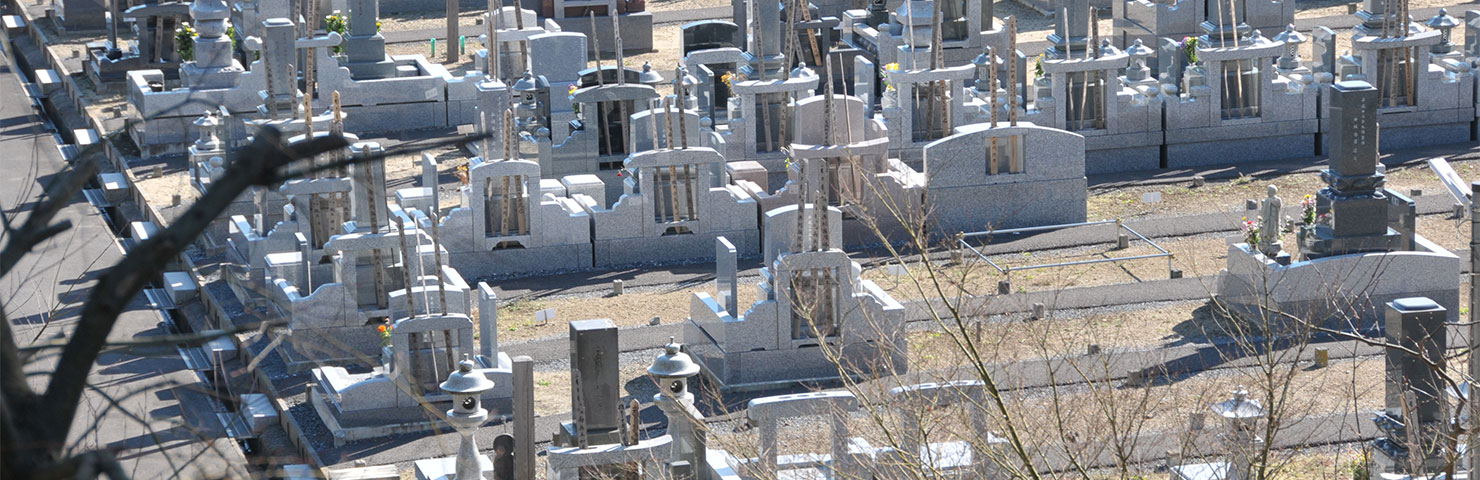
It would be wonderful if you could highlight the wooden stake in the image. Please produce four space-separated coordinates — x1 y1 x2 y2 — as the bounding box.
396 216 417 318
430 212 448 314
1007 16 1018 126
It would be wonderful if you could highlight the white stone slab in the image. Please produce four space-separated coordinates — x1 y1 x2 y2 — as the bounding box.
74 128 100 146
163 271 198 303
129 221 159 241
240 393 278 435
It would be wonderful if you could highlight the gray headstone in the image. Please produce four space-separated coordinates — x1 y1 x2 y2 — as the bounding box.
348 0 379 35
260 18 298 108
1384 298 1447 423
716 236 738 314
1466 11 1480 58
563 319 620 444
529 32 587 85
1310 26 1337 75
682 20 739 55
1328 81 1379 178
478 282 498 359
1158 37 1185 85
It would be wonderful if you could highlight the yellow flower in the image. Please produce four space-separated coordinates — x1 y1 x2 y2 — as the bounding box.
884 62 900 72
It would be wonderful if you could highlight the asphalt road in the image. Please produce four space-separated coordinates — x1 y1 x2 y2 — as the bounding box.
0 48 244 478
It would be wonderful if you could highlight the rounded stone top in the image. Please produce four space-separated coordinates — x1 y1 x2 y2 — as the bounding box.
1426 9 1460 29
639 62 665 85
1272 24 1305 45
440 354 495 394
973 47 993 67
1391 297 1442 312
1267 185 1277 196
790 62 816 79
513 71 546 92
648 337 700 378
1126 39 1154 58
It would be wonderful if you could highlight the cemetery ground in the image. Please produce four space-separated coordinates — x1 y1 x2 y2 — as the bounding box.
18 0 1480 475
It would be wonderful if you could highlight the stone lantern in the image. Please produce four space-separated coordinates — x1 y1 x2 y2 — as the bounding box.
1212 388 1265 480
648 338 703 474
639 61 666 86
1124 39 1155 82
1273 24 1306 72
972 47 996 94
1426 9 1460 55
441 354 494 480
672 66 701 112
513 71 549 137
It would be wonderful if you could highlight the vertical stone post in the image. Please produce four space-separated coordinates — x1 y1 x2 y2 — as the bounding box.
513 355 535 480
478 282 499 360
716 236 738 314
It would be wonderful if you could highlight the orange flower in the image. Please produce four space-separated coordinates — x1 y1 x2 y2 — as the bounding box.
377 325 388 333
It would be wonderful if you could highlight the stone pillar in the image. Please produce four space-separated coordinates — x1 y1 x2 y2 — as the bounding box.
513 355 535 480
349 142 389 229
1373 297 1448 476
475 79 512 159
259 18 300 118
556 319 622 446
716 236 738 314
478 282 498 360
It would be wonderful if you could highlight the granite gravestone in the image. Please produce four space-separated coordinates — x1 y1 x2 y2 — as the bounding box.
682 20 739 56
1372 297 1449 475
1300 81 1400 259
556 319 622 447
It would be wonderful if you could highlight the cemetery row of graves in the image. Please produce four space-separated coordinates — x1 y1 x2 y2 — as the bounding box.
6 0 1480 475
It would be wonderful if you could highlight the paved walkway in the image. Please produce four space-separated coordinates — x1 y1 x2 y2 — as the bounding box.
0 49 244 477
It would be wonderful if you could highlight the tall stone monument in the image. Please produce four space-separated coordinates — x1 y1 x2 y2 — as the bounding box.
1300 81 1400 259
180 0 242 88
1371 297 1450 477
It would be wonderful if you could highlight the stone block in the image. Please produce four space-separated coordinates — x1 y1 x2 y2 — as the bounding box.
560 174 605 204
98 172 129 203
540 178 568 198
726 161 767 187
129 221 160 241
395 187 434 213
240 393 278 435
34 69 61 95
163 271 198 304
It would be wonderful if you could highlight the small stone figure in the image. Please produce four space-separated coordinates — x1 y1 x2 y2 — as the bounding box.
1258 185 1283 259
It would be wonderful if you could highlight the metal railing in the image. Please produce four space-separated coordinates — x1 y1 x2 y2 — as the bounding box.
956 219 1176 284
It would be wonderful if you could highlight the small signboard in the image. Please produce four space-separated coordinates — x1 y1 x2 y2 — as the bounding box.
535 308 555 324
887 264 909 276
1142 192 1162 204
1428 157 1472 206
